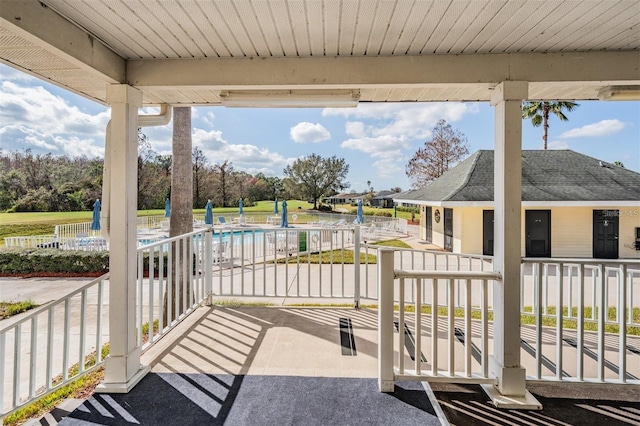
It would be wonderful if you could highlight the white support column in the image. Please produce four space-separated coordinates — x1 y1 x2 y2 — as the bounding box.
96 84 149 393
378 249 395 392
483 81 542 410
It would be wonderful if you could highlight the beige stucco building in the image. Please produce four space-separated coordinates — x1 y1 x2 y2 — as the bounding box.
396 150 640 259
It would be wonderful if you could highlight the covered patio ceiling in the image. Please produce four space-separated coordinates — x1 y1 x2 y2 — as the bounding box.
1 0 639 106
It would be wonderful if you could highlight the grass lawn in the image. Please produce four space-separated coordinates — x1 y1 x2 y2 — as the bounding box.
0 200 409 246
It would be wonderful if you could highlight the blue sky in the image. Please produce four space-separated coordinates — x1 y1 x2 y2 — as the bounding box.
1 63 638 193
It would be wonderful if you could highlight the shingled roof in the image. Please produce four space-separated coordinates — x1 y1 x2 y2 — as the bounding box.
400 150 640 202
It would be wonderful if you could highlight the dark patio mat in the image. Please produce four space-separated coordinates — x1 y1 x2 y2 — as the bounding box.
430 382 640 426
59 374 441 425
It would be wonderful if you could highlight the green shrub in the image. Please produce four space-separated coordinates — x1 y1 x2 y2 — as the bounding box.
0 248 200 276
396 206 419 213
374 211 392 217
0 248 110 274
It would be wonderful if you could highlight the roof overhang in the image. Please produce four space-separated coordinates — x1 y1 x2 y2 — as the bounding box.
395 200 640 208
1 0 638 106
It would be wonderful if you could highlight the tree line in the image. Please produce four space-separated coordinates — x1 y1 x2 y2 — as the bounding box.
0 135 351 212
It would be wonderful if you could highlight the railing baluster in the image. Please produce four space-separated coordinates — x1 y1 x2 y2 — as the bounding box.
29 316 37 399
63 299 70 382
96 280 103 363
431 278 438 376
577 263 585 381
137 250 144 347
597 263 605 381
535 262 542 380
415 277 422 375
13 323 21 408
79 289 87 373
465 278 471 377
448 278 455 377
148 246 155 344
619 264 627 383
399 278 405 375
482 279 488 378
568 265 574 318
47 307 54 390
556 263 564 381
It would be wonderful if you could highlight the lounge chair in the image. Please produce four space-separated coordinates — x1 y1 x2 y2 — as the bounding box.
218 216 229 226
212 241 229 264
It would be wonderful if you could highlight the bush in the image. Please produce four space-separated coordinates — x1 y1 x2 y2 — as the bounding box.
374 211 392 217
396 206 419 214
0 248 198 276
0 248 109 274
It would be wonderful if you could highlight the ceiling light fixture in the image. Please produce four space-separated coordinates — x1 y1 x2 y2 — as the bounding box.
597 85 640 101
219 90 360 108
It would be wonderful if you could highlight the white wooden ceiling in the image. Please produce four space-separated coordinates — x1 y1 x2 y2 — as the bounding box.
1 0 639 105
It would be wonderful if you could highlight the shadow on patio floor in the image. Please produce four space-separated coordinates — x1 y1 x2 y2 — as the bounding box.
59 374 440 425
431 382 640 425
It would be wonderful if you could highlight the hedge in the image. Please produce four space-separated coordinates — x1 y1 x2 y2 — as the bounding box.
0 248 196 275
0 248 109 274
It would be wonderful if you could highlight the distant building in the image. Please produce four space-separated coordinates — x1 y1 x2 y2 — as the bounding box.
371 190 397 208
394 150 640 259
327 193 361 205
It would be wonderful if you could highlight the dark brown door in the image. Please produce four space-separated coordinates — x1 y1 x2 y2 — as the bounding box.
593 210 619 259
526 210 551 257
483 210 494 256
425 207 433 242
444 208 453 252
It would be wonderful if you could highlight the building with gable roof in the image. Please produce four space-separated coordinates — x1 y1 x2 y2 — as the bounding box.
395 150 640 259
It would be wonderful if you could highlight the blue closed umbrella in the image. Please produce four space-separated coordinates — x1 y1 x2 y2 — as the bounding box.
90 199 101 231
205 200 213 225
281 200 288 228
356 199 364 224
165 198 171 217
239 198 244 215
274 197 279 214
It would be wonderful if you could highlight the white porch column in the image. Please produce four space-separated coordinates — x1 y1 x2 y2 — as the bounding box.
97 84 149 393
486 81 539 407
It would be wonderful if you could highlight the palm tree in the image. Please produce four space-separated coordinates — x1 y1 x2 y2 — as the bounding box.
522 101 578 149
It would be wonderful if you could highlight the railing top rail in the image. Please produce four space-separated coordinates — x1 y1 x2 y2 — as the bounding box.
394 269 502 280
0 273 110 332
366 245 494 262
522 257 640 266
137 227 212 249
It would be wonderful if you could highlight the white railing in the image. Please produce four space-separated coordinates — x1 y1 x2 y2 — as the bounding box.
521 258 640 383
3 235 59 249
1 275 109 417
377 248 501 391
6 228 639 415
53 222 101 243
0 229 211 417
360 245 493 303
211 227 360 300
135 229 211 351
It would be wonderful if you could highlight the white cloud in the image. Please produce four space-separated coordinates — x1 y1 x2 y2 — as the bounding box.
203 111 216 127
558 119 625 139
328 102 479 187
290 122 331 143
548 140 570 150
341 135 411 157
191 127 296 176
345 121 366 138
0 80 109 157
